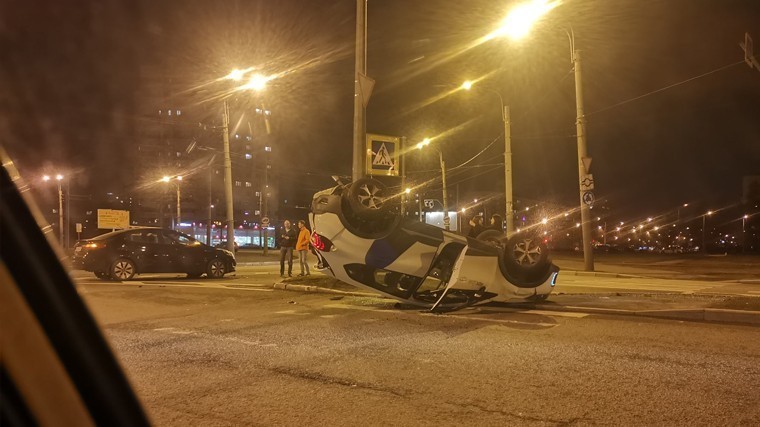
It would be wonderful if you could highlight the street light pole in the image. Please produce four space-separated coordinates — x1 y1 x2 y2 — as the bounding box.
570 39 594 271
702 211 712 253
57 175 64 245
176 177 182 229
503 104 513 235
222 99 236 254
439 150 450 231
352 0 367 181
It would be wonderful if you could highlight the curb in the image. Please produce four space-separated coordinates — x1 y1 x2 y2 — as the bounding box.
534 304 760 326
273 282 381 298
237 261 280 266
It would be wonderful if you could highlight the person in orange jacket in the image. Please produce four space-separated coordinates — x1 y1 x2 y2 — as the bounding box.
296 220 311 276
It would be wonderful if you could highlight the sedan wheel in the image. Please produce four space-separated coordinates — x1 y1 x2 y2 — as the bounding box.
110 258 136 281
206 258 226 279
512 238 543 266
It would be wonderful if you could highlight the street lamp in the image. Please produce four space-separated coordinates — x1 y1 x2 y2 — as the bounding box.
702 211 713 253
417 138 450 230
42 174 65 245
161 175 182 229
461 80 513 235
220 68 269 254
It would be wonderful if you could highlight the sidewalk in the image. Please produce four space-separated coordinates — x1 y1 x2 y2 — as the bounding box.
235 249 281 265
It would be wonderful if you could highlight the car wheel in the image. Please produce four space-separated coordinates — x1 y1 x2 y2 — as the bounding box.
504 235 549 273
347 177 390 217
110 258 136 281
476 229 507 247
206 258 226 279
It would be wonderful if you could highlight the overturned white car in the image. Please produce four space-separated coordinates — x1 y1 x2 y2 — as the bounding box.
309 177 559 311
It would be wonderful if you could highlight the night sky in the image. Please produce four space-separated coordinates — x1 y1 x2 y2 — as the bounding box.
3 0 760 221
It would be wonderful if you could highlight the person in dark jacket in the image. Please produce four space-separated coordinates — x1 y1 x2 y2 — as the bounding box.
488 214 503 232
278 220 298 277
466 215 485 238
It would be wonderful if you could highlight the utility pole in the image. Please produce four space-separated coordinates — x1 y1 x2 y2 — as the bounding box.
400 136 406 216
176 182 181 230
57 178 64 246
503 105 513 235
573 48 594 271
262 151 269 256
222 100 236 255
439 151 450 231
351 0 367 181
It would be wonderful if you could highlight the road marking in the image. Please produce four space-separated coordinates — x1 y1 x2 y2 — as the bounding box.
274 310 310 315
152 328 276 347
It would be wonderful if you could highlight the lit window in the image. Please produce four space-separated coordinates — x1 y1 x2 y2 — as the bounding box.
176 110 181 115
245 153 252 160
255 210 260 215
168 110 172 116
235 181 241 187
235 134 239 139
246 136 252 141
267 164 272 169
264 146 272 152
246 144 252 150
245 182 252 187
158 110 162 115
255 191 261 196
176 152 181 157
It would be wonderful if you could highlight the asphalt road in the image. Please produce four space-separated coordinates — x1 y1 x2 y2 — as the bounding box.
74 273 760 426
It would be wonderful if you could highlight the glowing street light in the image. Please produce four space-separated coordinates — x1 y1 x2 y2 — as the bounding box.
417 138 450 230
239 73 270 92
488 0 560 41
461 79 514 235
161 175 183 229
42 174 66 246
702 211 713 253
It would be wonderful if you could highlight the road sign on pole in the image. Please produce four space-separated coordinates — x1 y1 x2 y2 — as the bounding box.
583 191 595 207
581 174 595 191
366 134 400 176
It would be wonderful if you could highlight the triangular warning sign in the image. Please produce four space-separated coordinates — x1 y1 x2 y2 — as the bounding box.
582 157 592 174
373 143 394 166
358 73 375 108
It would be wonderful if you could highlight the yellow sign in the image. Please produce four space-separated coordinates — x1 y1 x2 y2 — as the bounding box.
366 133 400 176
97 209 130 229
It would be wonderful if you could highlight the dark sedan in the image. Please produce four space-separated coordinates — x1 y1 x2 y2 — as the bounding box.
72 227 236 280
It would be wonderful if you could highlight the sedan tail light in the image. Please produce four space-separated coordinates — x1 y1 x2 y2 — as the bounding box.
84 242 105 249
310 233 333 252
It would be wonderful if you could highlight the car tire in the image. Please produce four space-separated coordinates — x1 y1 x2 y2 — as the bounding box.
110 258 136 281
206 258 226 279
476 229 507 247
346 177 390 217
503 234 549 274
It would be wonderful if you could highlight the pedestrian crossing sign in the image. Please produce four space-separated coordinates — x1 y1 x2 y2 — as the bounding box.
366 134 400 176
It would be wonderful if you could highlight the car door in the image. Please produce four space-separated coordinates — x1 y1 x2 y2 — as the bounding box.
162 230 204 273
124 230 168 273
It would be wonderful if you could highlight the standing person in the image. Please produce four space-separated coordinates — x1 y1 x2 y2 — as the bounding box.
467 215 485 238
278 220 297 277
488 214 503 232
296 220 311 277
